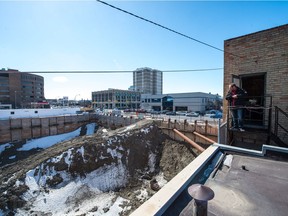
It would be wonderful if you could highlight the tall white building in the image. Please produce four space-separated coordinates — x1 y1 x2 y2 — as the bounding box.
133 67 163 95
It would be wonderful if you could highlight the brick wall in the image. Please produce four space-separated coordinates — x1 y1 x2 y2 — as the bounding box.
223 24 288 138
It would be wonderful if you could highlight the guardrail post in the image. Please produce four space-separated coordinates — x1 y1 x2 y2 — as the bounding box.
205 120 208 135
184 119 187 131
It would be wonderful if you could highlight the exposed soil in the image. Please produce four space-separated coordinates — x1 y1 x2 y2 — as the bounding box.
0 119 200 215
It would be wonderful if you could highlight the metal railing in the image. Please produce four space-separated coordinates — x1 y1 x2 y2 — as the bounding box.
274 106 288 145
227 95 272 129
227 95 273 145
218 121 227 144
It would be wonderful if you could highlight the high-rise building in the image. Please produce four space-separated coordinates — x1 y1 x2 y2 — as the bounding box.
0 68 45 108
133 67 163 95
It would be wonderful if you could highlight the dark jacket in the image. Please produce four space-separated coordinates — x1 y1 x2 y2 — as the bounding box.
225 86 247 106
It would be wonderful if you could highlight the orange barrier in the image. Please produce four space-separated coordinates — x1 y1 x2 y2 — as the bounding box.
193 131 216 144
173 129 205 152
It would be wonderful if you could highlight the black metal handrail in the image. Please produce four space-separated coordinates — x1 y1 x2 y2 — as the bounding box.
226 95 273 145
274 106 288 138
227 95 272 127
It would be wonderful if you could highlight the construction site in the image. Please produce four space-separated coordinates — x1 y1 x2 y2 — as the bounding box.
0 114 218 216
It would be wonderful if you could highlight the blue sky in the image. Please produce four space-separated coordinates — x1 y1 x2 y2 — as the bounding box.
1 0 287 100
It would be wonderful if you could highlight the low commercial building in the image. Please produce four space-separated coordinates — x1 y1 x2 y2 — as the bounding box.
91 88 141 110
141 92 222 112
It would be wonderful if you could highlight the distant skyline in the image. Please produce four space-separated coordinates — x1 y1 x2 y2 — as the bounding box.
1 0 287 100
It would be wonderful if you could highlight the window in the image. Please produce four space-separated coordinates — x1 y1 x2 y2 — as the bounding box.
151 98 161 103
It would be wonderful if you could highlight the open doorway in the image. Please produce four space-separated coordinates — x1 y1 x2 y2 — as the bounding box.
241 73 266 127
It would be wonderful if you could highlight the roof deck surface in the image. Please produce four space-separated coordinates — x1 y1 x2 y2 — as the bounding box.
182 154 288 216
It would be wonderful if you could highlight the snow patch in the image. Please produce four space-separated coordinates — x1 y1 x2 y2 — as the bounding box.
77 146 87 162
107 147 122 159
17 162 129 216
13 123 96 151
135 189 149 202
86 123 96 135
2 173 17 185
124 124 136 131
0 143 12 154
17 129 81 151
140 126 152 134
0 209 5 216
148 153 156 173
64 148 73 167
155 172 168 188
9 155 16 160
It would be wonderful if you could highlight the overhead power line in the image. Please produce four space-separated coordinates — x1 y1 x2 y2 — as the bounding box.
96 0 241 58
1 68 223 74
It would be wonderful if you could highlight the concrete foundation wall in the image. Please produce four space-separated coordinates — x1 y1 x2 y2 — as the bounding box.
0 114 141 144
0 114 97 144
96 115 140 129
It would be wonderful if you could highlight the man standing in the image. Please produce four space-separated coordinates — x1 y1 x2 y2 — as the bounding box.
225 83 247 131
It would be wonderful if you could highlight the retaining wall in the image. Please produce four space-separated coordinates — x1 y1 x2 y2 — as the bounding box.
155 119 218 145
0 114 142 144
0 114 217 145
0 114 96 144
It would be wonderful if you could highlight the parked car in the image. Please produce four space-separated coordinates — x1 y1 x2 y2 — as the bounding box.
112 109 122 116
166 111 176 116
135 109 147 113
204 110 221 117
204 113 215 118
176 111 187 116
195 111 205 116
210 112 223 119
150 110 161 114
160 110 170 114
186 112 199 117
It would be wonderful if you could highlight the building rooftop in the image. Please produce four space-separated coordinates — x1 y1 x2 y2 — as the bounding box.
224 23 288 42
131 144 288 216
182 153 288 216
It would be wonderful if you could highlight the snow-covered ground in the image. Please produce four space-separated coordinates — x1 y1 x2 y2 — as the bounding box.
15 163 130 216
0 121 163 216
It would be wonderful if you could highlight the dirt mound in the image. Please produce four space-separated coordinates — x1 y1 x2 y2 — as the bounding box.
0 119 199 215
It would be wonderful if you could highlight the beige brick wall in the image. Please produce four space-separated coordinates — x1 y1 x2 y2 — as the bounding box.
223 24 288 136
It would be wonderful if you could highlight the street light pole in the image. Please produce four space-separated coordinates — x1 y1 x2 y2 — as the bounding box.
74 94 80 106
